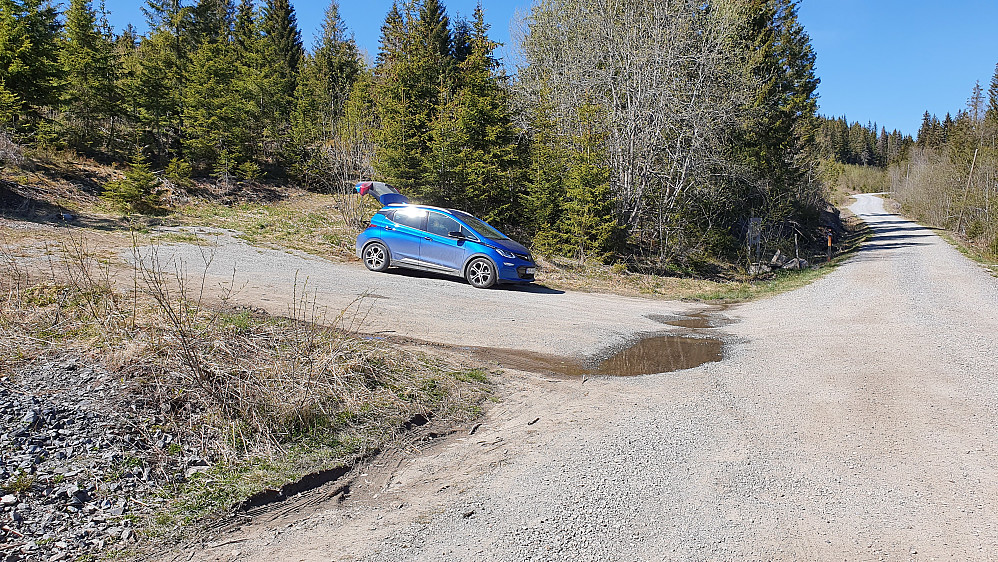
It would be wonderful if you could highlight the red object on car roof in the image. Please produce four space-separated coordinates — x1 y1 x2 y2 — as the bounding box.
355 181 409 205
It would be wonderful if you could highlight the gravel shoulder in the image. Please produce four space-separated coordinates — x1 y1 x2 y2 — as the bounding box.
128 230 706 358
176 194 998 561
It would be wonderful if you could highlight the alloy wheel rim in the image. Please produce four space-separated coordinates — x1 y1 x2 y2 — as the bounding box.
470 261 491 285
366 246 385 269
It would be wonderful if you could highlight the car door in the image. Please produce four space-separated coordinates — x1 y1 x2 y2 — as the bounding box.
420 211 469 272
388 208 426 263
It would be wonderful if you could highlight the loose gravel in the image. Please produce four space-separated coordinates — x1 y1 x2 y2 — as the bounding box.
179 194 998 561
0 356 207 561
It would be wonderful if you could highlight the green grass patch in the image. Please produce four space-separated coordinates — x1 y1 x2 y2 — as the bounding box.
151 231 205 245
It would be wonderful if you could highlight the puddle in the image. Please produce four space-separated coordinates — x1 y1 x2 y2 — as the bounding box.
646 310 735 329
478 334 723 377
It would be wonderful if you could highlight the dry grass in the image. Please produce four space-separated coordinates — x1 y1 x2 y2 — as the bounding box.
1 230 492 526
171 191 378 262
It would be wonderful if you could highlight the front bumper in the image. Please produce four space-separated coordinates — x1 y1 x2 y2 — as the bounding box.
497 260 537 283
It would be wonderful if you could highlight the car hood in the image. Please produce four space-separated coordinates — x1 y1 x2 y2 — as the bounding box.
490 238 531 256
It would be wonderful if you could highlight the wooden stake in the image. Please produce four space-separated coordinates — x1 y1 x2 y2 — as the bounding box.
957 148 979 234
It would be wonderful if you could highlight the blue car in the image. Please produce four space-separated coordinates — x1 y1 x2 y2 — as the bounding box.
355 202 537 288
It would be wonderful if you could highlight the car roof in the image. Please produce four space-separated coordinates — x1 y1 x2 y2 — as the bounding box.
383 203 465 216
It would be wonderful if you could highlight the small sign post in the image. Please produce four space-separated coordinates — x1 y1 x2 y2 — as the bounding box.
748 218 762 271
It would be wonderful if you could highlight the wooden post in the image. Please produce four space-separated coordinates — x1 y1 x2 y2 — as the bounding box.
956 148 979 234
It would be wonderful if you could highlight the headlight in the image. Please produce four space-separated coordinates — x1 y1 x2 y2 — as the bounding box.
494 248 515 259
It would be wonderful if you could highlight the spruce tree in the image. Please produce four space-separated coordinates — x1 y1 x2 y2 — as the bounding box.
103 149 165 212
373 2 429 193
986 63 998 126
261 0 303 96
558 103 619 263
189 0 235 47
61 0 119 151
288 1 362 188
426 7 520 226
373 0 455 197
182 39 252 169
258 0 304 160
0 0 63 124
733 0 818 191
525 88 568 250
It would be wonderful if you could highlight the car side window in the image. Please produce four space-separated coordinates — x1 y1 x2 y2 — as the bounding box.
393 208 426 230
460 226 479 241
426 212 461 237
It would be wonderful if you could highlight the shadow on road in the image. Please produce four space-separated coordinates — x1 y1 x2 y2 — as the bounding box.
859 241 933 252
384 267 565 293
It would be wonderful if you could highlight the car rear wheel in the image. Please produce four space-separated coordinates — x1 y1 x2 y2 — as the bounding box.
363 242 390 272
466 258 496 289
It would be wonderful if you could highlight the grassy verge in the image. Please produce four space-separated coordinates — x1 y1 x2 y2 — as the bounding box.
171 191 379 262
0 233 492 553
535 213 869 303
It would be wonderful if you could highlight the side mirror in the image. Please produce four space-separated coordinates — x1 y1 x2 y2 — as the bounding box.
448 231 465 239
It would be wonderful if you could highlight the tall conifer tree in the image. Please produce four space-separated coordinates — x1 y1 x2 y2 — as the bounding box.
0 0 63 123
61 0 118 150
426 7 520 225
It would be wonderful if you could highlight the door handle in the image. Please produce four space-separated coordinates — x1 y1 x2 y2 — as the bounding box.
385 227 394 230
423 236 431 240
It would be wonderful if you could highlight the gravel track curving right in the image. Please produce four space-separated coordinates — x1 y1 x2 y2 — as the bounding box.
179 193 998 561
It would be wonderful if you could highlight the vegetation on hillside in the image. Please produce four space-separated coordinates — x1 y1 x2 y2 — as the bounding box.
889 70 998 259
0 0 837 274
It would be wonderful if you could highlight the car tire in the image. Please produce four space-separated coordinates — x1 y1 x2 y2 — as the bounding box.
362 242 390 272
466 257 497 289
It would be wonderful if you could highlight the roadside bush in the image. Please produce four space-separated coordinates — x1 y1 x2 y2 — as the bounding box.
164 158 193 189
103 150 166 213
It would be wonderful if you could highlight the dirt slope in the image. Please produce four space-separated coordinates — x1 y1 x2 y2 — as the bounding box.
176 194 998 561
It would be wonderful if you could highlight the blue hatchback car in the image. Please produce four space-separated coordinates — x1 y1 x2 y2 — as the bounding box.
356 203 537 288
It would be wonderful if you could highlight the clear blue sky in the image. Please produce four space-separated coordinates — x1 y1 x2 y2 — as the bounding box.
100 0 998 136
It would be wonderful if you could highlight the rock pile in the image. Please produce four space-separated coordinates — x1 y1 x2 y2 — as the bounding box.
0 356 201 561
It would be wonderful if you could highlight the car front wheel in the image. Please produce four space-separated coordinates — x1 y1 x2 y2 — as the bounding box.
466 257 496 288
363 242 390 272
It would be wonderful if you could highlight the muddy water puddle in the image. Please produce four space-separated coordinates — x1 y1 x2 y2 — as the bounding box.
645 310 735 330
474 334 723 377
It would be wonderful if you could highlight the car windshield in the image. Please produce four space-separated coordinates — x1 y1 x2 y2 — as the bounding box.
452 211 508 240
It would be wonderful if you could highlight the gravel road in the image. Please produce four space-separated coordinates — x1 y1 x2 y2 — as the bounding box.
132 230 703 358
180 194 998 561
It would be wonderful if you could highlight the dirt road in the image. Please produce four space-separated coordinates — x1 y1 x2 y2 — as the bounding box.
134 229 703 359
180 194 998 561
